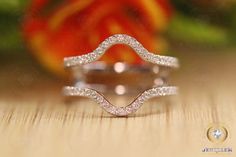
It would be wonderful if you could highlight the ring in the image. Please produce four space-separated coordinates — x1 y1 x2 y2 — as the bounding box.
63 34 179 116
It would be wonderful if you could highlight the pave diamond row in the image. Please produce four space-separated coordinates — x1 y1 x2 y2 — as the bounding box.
64 34 179 68
63 86 178 116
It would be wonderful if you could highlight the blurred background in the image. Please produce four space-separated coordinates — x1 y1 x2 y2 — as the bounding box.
0 0 236 86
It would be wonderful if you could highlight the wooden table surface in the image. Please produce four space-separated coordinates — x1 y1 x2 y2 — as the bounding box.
0 50 235 157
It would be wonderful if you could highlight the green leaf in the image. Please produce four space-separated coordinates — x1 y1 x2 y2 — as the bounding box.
167 13 229 46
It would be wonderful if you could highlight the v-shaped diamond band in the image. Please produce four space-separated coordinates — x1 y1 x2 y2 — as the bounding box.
63 86 178 116
63 34 179 116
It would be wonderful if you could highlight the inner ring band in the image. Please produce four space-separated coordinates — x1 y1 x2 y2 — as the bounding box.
71 61 172 95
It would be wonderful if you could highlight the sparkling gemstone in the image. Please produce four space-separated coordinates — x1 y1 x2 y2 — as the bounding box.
116 107 127 116
212 129 222 139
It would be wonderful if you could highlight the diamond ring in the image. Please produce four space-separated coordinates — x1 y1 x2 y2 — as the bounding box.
63 34 179 116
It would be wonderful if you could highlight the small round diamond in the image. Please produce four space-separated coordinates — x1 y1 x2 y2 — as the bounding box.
212 129 222 139
115 107 127 116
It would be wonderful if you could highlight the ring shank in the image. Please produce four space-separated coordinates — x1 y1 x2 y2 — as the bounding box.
70 61 172 95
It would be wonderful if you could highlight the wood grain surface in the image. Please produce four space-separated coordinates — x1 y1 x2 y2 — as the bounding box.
0 50 235 157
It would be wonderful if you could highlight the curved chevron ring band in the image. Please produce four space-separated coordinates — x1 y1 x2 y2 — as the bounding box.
63 86 178 116
63 34 179 116
64 34 179 68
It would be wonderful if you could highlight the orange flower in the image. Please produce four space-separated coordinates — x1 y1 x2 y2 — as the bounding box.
22 0 172 76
